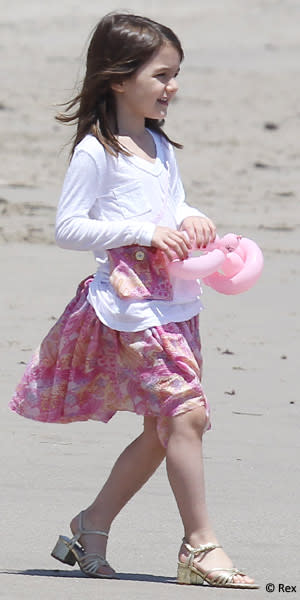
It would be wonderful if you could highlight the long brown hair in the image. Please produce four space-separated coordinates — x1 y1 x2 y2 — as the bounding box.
56 12 184 156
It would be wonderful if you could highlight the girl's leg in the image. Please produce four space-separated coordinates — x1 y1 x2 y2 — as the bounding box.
70 416 165 575
166 406 255 585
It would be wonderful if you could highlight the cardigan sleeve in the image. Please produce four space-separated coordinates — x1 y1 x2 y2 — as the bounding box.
55 150 155 251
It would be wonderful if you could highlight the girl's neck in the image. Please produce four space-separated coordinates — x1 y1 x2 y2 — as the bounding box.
117 119 146 139
112 103 156 162
114 97 146 138
118 127 147 142
117 129 156 163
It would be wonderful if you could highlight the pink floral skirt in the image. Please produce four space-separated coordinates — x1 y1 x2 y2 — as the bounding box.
9 276 210 446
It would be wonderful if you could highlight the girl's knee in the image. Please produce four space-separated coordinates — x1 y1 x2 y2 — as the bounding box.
168 406 208 440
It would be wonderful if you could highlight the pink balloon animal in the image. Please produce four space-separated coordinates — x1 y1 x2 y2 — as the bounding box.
168 233 264 295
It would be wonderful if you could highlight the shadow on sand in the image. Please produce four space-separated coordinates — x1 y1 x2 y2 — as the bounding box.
0 568 176 584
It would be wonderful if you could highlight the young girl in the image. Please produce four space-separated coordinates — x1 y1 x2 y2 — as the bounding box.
10 12 258 589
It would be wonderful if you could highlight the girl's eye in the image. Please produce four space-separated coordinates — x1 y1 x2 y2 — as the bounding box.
155 70 180 80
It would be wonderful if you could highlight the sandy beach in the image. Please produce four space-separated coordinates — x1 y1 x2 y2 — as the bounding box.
1 1 299 598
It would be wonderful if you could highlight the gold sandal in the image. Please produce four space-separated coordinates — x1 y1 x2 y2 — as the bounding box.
177 540 259 589
51 511 115 578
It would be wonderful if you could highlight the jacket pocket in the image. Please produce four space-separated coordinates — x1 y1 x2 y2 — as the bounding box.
112 181 151 219
108 245 173 301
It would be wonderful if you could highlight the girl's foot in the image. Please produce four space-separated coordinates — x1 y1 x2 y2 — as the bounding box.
178 537 256 587
70 511 116 578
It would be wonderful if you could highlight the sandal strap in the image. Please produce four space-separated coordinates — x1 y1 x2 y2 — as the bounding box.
70 511 109 545
79 553 110 575
201 567 245 587
181 540 248 587
182 539 222 568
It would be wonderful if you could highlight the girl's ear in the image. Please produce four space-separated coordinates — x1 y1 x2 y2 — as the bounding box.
110 80 125 94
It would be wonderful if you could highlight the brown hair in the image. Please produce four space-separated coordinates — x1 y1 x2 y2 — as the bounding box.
56 12 184 156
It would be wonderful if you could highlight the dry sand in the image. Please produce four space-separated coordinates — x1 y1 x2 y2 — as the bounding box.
1 1 299 598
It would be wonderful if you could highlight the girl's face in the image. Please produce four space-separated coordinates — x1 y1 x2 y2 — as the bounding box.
113 42 181 124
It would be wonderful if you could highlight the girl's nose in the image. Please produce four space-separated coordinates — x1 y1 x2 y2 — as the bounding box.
166 77 179 94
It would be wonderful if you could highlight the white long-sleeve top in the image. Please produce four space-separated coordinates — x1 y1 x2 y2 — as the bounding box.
56 131 205 332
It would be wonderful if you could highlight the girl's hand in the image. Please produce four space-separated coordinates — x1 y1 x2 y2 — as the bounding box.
152 226 192 260
180 216 216 248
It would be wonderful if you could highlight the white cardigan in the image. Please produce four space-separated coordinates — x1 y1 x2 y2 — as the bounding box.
56 131 204 332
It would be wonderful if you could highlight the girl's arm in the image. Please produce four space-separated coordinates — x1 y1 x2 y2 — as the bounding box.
55 151 155 251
